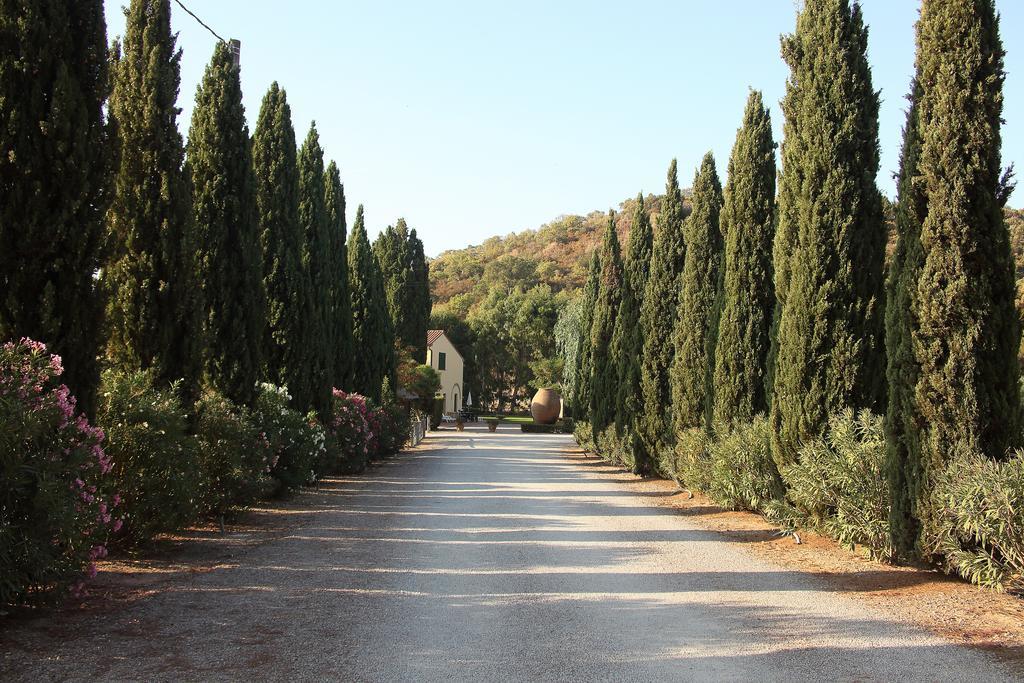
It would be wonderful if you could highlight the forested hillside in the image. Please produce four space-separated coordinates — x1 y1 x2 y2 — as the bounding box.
430 193 684 312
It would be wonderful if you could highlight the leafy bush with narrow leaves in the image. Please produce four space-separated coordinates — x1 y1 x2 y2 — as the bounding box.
194 392 273 516
1 339 120 606
767 410 892 560
574 421 596 451
668 420 781 513
253 383 324 494
705 417 783 512
932 449 1024 593
669 427 712 494
324 389 372 473
97 369 203 545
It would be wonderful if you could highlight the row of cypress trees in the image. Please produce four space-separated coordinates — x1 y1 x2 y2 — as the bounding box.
1 0 425 419
573 0 1018 563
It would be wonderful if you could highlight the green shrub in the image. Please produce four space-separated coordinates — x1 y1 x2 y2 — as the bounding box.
595 426 629 466
430 394 444 430
97 369 203 545
195 392 272 516
1 339 119 606
668 420 782 512
932 449 1024 593
372 402 410 457
705 417 783 512
669 427 712 493
767 410 892 560
253 383 324 495
574 421 595 451
521 421 572 434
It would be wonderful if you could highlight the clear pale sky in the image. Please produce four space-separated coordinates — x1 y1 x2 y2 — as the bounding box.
102 1 1024 257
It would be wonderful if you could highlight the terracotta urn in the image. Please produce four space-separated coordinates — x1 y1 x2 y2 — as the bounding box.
530 388 562 425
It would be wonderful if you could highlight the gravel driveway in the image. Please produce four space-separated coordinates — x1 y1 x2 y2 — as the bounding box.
1 425 1019 682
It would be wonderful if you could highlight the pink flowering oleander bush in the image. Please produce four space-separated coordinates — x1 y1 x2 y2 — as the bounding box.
324 389 372 474
96 369 204 546
253 383 324 495
194 391 273 517
372 402 410 457
0 339 120 607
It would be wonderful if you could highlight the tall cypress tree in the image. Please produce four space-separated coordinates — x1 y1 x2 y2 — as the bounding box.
669 154 723 433
712 91 777 426
573 250 601 420
349 205 396 401
886 0 1020 558
407 228 431 363
103 0 202 405
374 220 413 347
188 42 265 407
252 82 315 411
297 123 332 417
886 82 926 559
589 211 623 435
771 0 886 465
324 161 353 390
610 195 654 470
638 160 688 461
0 0 112 416
374 221 431 364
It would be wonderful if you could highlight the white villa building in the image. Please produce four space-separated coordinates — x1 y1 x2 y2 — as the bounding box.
426 329 465 412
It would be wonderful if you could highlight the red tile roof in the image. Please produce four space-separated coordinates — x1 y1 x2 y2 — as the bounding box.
426 329 445 346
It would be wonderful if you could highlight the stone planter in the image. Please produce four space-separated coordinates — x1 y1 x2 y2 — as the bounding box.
530 388 562 425
486 420 498 432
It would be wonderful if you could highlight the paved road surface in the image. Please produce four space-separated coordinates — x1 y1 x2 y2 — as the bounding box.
2 427 1018 681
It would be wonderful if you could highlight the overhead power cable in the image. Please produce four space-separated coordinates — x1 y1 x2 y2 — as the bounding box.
172 0 227 43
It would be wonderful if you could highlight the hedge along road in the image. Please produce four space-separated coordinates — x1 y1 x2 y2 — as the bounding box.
1 425 1018 682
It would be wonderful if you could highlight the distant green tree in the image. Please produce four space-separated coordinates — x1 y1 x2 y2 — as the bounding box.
669 154 723 433
188 42 266 407
469 284 564 410
610 195 654 470
374 221 431 363
408 228 431 363
573 251 601 420
555 296 584 410
589 211 623 434
712 91 777 426
771 0 887 465
252 83 314 412
0 0 112 416
639 160 688 463
886 0 1020 559
297 123 332 417
103 0 202 406
348 205 395 401
324 161 353 390
374 223 408 330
